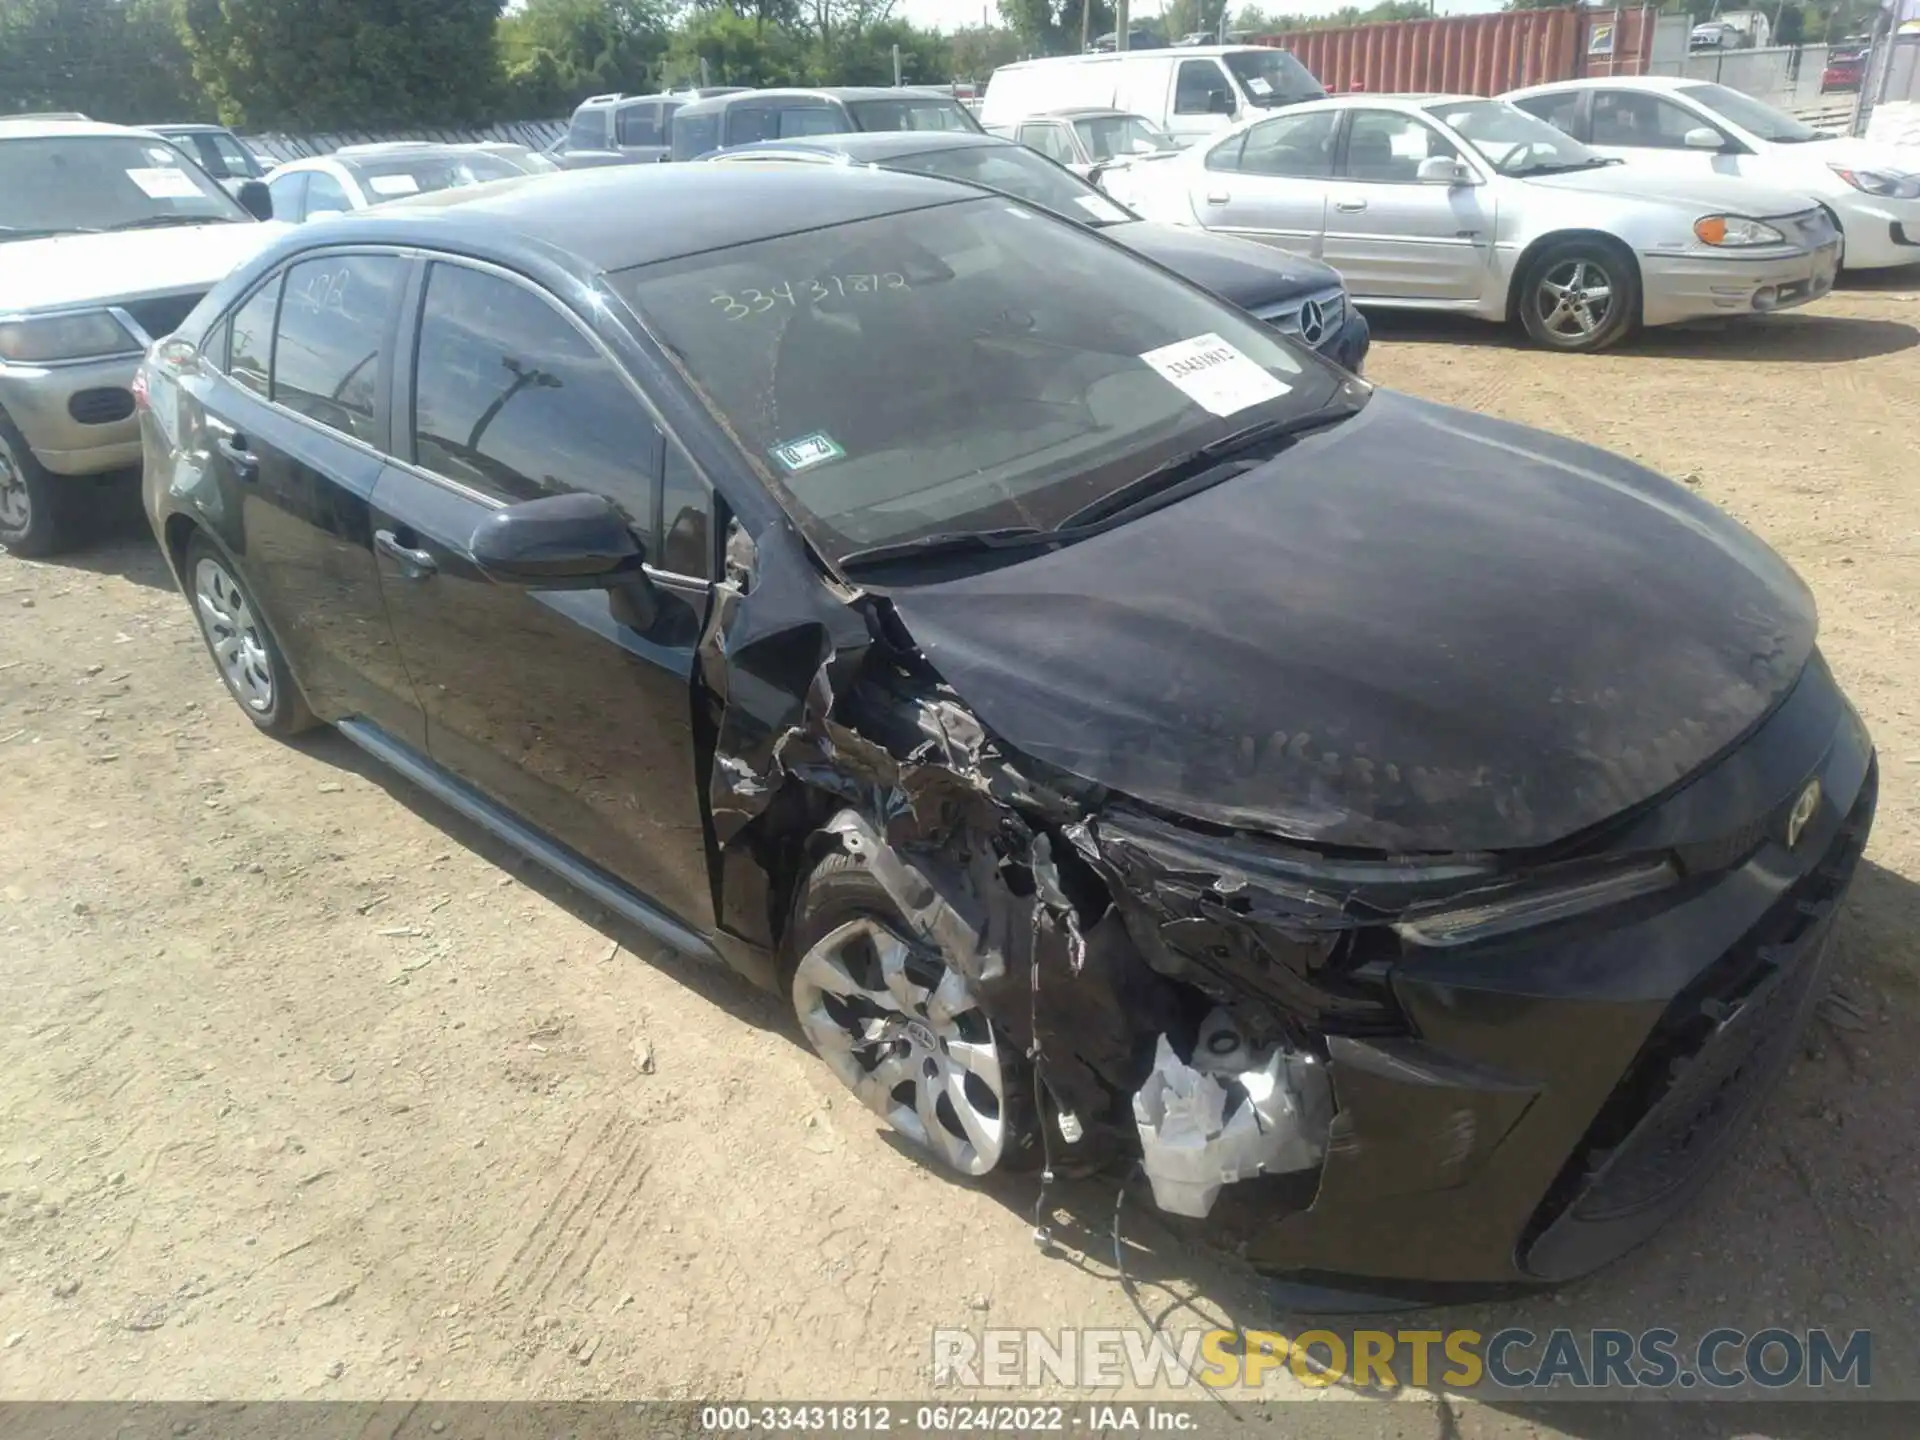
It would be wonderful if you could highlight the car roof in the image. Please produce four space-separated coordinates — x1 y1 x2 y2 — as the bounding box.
672 86 964 118
334 143 497 167
0 117 165 141
334 163 978 272
1032 106 1139 120
997 44 1281 68
1507 75 1701 96
146 122 231 134
719 131 1003 161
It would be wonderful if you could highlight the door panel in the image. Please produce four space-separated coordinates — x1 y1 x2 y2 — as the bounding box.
1195 110 1336 257
1323 110 1492 301
375 260 716 931
196 261 425 744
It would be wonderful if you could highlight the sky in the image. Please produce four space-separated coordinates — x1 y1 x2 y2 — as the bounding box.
891 0 1505 35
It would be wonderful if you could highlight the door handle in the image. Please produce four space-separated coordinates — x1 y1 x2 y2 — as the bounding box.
1205 191 1231 204
1334 198 1368 213
374 528 438 580
214 434 259 482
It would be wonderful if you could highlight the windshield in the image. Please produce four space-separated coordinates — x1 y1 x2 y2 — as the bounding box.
1678 82 1821 142
0 135 247 238
1222 49 1326 108
887 145 1133 225
612 197 1341 564
846 98 980 133
346 151 522 202
1073 113 1177 160
1425 98 1605 174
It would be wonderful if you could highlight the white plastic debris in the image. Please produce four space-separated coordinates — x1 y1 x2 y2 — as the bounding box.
1132 1012 1332 1219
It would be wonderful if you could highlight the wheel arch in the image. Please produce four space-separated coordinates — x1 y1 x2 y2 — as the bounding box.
1506 229 1643 327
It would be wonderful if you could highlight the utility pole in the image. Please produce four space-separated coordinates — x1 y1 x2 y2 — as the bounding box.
1117 0 1130 49
893 43 902 85
1082 0 1092 52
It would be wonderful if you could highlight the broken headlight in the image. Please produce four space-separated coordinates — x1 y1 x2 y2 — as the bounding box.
1391 859 1677 949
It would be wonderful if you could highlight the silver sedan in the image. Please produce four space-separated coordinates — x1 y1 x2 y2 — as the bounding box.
1105 93 1840 352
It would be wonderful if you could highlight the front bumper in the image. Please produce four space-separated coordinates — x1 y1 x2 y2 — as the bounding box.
1326 309 1371 374
1638 239 1840 328
1215 667 1877 1300
0 355 143 475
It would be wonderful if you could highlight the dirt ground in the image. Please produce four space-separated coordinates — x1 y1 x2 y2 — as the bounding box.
3 281 1919 1434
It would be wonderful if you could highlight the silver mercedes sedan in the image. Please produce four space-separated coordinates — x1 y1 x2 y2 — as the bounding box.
1105 93 1840 352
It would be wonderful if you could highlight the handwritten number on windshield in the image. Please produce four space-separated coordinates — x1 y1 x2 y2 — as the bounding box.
710 274 908 320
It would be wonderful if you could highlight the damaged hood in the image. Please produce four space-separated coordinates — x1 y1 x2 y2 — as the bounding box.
884 390 1816 853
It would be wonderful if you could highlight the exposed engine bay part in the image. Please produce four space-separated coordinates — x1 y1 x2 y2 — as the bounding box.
1132 1013 1333 1219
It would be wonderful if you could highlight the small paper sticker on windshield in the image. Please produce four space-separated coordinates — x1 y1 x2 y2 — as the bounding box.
126 166 201 199
1246 75 1273 95
1140 334 1290 417
1076 194 1123 218
770 432 845 474
368 174 422 197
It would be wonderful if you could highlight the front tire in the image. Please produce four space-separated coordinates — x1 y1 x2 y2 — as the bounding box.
0 412 74 559
1517 239 1639 353
787 849 1038 1177
183 532 316 737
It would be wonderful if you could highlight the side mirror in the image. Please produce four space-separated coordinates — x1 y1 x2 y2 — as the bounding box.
469 491 647 589
1684 126 1724 150
1417 155 1470 185
236 179 273 219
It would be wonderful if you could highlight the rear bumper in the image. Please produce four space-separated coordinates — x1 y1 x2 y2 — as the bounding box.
1639 241 1839 328
1234 673 1876 1302
0 356 142 475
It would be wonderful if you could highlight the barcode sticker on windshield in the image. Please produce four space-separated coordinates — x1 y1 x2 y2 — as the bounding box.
368 174 422 196
126 167 201 199
1140 334 1290 417
769 431 845 474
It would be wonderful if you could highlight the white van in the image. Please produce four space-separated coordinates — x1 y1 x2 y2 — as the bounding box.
980 46 1325 149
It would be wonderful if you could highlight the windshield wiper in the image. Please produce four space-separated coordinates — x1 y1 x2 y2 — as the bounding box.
1515 157 1622 176
0 224 104 240
105 214 236 231
836 525 1065 574
1055 405 1360 532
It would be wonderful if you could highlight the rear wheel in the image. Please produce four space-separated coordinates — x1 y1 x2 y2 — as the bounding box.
0 413 74 559
1517 239 1638 353
183 532 316 737
788 850 1038 1177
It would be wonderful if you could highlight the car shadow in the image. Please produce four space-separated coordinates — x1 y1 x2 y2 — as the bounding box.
14 478 175 592
290 724 788 1037
1365 309 1919 363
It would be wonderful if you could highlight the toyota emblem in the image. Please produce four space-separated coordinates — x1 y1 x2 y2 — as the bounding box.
1785 778 1821 851
1297 298 1326 347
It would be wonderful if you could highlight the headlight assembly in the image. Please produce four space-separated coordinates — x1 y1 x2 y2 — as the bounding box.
1693 215 1787 247
1828 165 1920 199
1391 859 1677 949
0 310 141 364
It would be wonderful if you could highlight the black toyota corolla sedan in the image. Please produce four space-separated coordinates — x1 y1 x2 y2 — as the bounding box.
701 129 1370 374
136 164 1874 1306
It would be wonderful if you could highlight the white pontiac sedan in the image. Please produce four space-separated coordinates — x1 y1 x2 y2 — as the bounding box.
1504 77 1920 271
1107 93 1840 352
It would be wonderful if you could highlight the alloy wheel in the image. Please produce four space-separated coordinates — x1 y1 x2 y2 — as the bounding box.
1535 258 1614 343
0 436 29 536
193 556 275 713
792 916 1011 1176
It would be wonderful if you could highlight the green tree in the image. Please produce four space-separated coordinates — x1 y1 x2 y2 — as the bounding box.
949 24 1025 78
998 0 1114 55
663 4 809 86
179 0 502 130
498 0 672 116
0 0 206 122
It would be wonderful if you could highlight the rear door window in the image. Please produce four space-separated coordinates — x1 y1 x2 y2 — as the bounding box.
1018 122 1076 164
227 276 281 397
780 105 849 138
671 110 721 160
272 255 406 445
1511 91 1584 139
569 110 607 151
615 102 662 147
1213 110 1336 177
